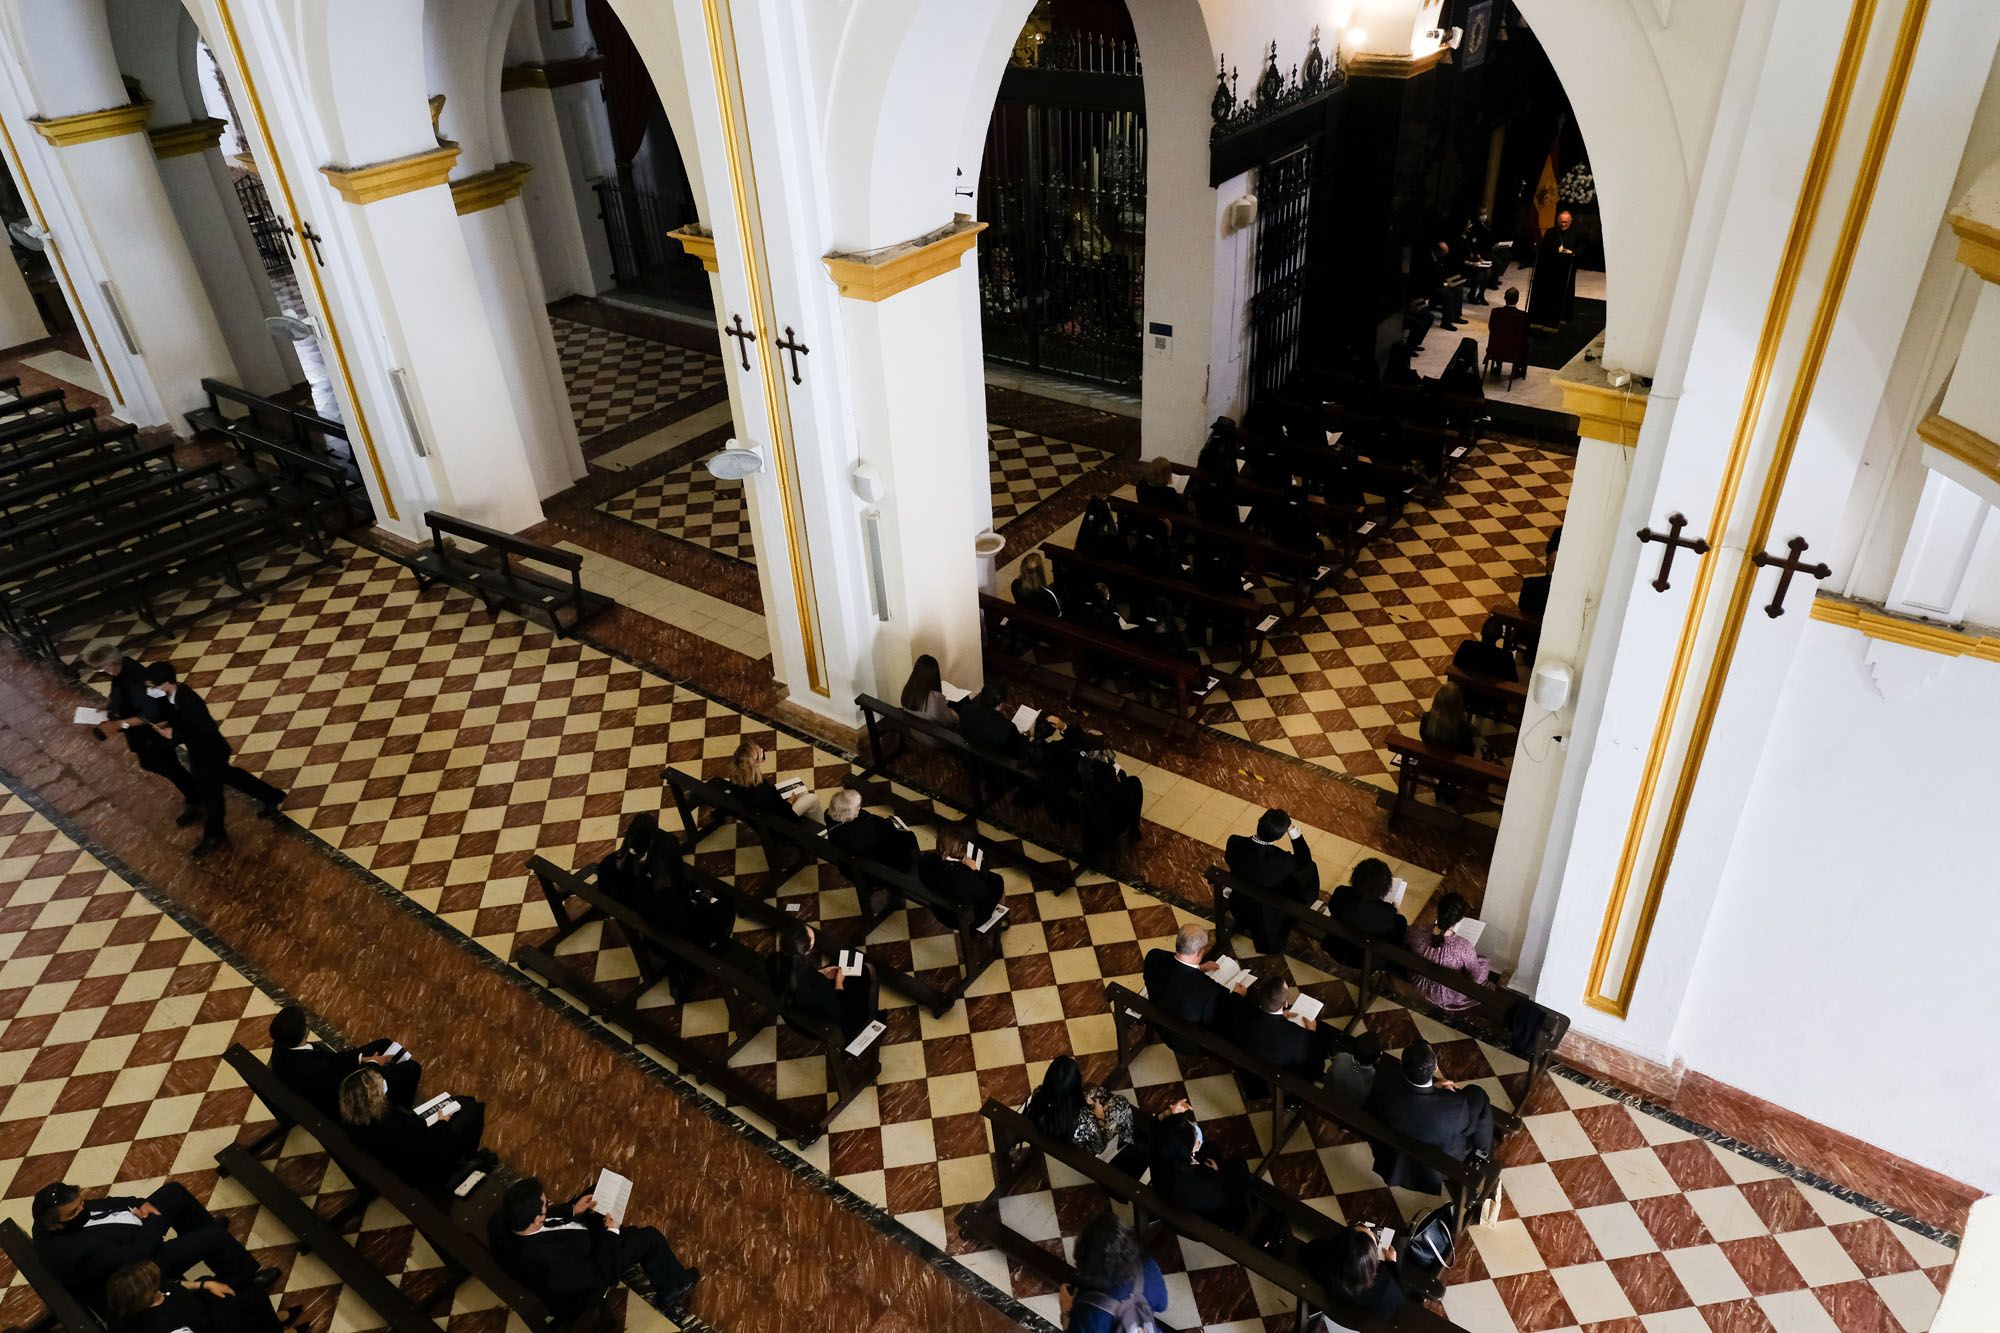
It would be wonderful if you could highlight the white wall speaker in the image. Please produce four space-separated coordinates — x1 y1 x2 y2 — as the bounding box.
1530 661 1573 712
1227 195 1259 232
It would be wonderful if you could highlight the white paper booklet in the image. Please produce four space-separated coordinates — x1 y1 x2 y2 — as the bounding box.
1169 472 1189 493
1452 917 1487 948
845 1019 888 1055
1387 877 1408 909
978 903 1009 934
592 1167 632 1221
1011 705 1040 735
940 681 971 703
837 949 866 978
73 707 108 726
1289 993 1325 1025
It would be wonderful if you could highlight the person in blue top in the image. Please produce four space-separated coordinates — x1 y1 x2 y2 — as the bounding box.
1062 1214 1166 1332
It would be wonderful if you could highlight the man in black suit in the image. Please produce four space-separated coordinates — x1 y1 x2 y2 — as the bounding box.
143 663 285 858
85 648 199 824
1325 858 1407 969
1223 808 1319 954
823 789 918 871
1141 925 1222 1032
952 685 1027 759
1222 974 1324 1083
1364 1040 1495 1192
917 830 1005 926
1146 1105 1253 1232
489 1177 698 1314
267 1005 421 1113
31 1181 275 1308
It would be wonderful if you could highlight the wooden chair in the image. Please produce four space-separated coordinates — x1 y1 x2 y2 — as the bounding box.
1484 304 1530 387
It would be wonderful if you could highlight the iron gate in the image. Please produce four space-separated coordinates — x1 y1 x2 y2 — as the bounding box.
593 176 711 306
1247 142 1316 403
977 72 1146 389
233 173 291 275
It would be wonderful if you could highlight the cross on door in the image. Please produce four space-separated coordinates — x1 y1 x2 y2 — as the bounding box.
724 313 757 371
1749 536 1831 618
773 326 809 385
1635 512 1710 592
297 221 328 268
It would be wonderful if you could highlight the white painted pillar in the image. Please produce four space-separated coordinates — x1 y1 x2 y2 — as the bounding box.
549 77 617 294
501 74 598 300
0 234 46 348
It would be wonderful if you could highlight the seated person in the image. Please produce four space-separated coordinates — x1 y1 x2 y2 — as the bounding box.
1325 858 1407 968
1075 745 1142 863
1223 808 1319 954
1364 1039 1495 1190
593 811 682 905
1452 618 1519 683
1062 1214 1168 1333
765 924 878 1041
1485 287 1530 377
268 1003 421 1114
1186 470 1241 528
1011 551 1062 618
1071 580 1126 637
1141 924 1222 1030
489 1176 698 1315
1406 893 1492 1011
1076 497 1124 560
1438 336 1485 398
337 1067 491 1189
1133 457 1186 513
1195 420 1240 477
1146 1101 1253 1231
718 739 823 823
1025 713 1088 821
1025 1056 1140 1172
899 652 953 730
31 1181 274 1309
105 1260 303 1333
1222 974 1325 1085
823 788 918 871
952 683 1027 758
1324 1032 1383 1105
918 829 1006 924
1417 683 1479 756
1300 1223 1407 1329
1133 595 1197 665
1516 524 1561 624
629 866 737 1004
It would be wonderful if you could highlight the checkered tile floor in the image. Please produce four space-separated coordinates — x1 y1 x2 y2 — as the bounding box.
551 317 725 442
73 546 1954 1333
0 792 681 1333
594 420 1109 566
1198 439 1569 788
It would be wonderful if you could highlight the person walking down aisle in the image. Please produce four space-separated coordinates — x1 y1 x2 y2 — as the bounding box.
141 663 285 858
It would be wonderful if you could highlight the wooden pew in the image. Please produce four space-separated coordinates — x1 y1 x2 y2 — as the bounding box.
663 766 1006 1014
1203 867 1570 1099
1105 495 1334 596
1044 540 1269 651
0 461 236 557
1384 735 1510 824
0 431 161 518
517 854 883 1145
0 1217 103 1333
407 510 612 638
190 379 368 531
220 1045 576 1331
0 403 91 451
0 421 140 485
1108 983 1505 1242
978 591 1213 728
1162 460 1373 547
961 1099 1466 1333
1445 661 1526 723
212 1146 436 1333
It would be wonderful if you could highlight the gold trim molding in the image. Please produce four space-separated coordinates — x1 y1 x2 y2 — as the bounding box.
1552 373 1648 448
668 226 718 273
1345 47 1450 79
31 101 152 147
823 217 988 302
449 160 532 215
1916 412 2000 488
1811 596 2000 662
1947 211 2000 284
148 117 227 160
500 56 606 91
320 143 461 206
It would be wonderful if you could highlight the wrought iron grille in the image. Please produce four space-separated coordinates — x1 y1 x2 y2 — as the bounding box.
1247 141 1316 403
232 173 291 275
592 177 709 305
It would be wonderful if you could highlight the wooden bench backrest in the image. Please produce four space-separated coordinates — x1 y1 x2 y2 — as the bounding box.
0 1217 103 1333
201 378 347 442
976 591 1205 685
421 509 582 573
1385 734 1510 785
1043 542 1260 616
853 692 1043 785
1104 495 1318 575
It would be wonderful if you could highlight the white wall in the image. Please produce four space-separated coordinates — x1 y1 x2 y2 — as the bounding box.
1672 623 2000 1192
1206 171 1256 424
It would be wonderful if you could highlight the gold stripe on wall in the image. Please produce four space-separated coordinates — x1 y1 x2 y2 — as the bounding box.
1589 0 1932 1016
0 113 122 403
699 0 827 697
1582 0 1883 1015
210 0 399 521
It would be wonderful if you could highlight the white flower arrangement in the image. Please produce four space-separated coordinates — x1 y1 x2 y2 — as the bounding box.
1560 163 1597 206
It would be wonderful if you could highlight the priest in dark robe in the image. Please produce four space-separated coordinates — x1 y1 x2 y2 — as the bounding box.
1528 209 1579 329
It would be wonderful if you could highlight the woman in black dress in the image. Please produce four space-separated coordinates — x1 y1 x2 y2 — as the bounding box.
105 1260 302 1333
766 924 878 1041
1300 1224 1407 1329
338 1066 490 1189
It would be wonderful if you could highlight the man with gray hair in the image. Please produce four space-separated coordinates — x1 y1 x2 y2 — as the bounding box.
82 646 200 823
822 787 918 871
1142 922 1223 1037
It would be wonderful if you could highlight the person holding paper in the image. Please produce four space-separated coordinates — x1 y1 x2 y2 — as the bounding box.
1141 925 1224 1034
1134 457 1186 513
83 648 200 824
952 684 1028 761
1224 809 1320 954
898 653 954 733
1146 1103 1255 1232
720 740 822 823
1364 1039 1494 1191
105 1260 306 1333
141 663 286 859
30 1181 276 1308
268 1005 422 1112
767 924 877 1041
1223 975 1327 1094
918 830 1005 925
1405 893 1492 1012
490 1177 698 1314
824 789 919 871
1026 1057 1141 1172
1326 859 1409 969
337 1067 491 1188
1299 1223 1408 1329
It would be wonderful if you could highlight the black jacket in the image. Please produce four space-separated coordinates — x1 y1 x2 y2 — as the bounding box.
34 1197 167 1296
1222 994 1318 1078
157 684 230 762
953 697 1026 758
826 810 918 871
487 1201 621 1319
1365 1071 1490 1183
105 659 172 757
1150 1157 1249 1231
271 1043 369 1114
1141 949 1221 1030
1325 886 1407 969
1012 580 1062 619
917 853 1004 923
1223 832 1319 950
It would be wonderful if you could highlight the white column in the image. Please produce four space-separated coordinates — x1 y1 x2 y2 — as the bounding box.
0 231 46 348
549 77 617 293
501 73 598 300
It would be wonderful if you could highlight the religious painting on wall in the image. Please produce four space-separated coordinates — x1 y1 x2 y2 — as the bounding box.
549 0 575 29
1460 2 1494 71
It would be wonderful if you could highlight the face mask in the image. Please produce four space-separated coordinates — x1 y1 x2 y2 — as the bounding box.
145 686 168 698
1191 1124 1204 1155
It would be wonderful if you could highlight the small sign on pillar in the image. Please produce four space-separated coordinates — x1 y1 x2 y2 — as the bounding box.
1149 320 1173 360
